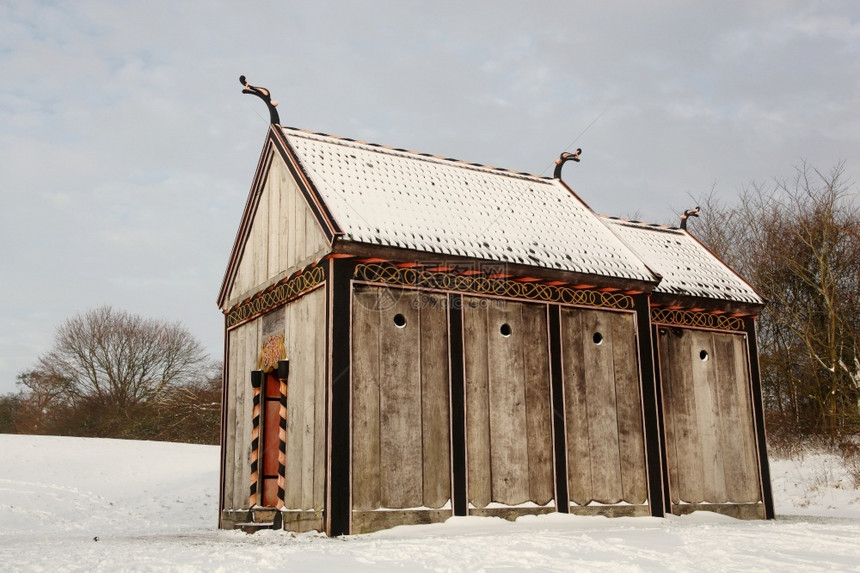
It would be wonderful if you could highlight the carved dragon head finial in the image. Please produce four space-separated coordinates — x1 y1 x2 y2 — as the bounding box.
239 75 280 125
553 148 582 179
680 206 700 230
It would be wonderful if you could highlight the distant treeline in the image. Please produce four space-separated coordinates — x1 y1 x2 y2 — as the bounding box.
693 161 860 446
0 306 220 445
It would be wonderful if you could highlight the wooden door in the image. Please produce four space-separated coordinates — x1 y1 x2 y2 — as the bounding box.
658 328 761 505
261 372 282 507
560 307 648 506
462 297 554 509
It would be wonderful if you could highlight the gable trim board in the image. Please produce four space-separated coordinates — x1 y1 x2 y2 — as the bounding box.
270 126 343 241
218 128 337 310
218 138 276 308
219 131 334 308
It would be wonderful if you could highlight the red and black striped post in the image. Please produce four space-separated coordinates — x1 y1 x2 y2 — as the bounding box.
276 360 290 509
249 370 263 506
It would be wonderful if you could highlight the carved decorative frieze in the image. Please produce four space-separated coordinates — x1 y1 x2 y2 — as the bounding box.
354 263 634 310
226 265 326 329
651 307 744 332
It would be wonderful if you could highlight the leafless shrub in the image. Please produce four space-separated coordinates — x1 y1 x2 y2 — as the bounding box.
693 161 860 441
13 306 220 443
838 436 860 488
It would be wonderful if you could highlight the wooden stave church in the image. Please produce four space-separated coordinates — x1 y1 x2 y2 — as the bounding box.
217 109 774 535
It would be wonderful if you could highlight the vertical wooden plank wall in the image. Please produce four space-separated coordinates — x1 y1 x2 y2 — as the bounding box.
312 288 328 512
352 288 381 511
378 293 423 508
463 298 554 509
658 328 762 506
222 319 261 510
281 287 327 511
222 288 326 514
561 308 648 507
421 293 452 508
351 286 452 513
223 280 766 526
464 298 491 508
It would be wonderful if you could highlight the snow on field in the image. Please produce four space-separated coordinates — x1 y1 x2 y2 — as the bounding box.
1 434 859 572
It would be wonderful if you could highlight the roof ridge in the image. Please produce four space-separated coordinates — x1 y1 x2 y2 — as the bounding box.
279 125 552 182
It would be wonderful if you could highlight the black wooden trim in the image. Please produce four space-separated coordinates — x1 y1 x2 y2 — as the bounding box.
328 258 354 535
744 317 775 519
323 262 332 532
278 360 290 380
548 305 570 511
651 323 672 514
251 370 263 390
633 295 666 516
448 293 468 516
217 140 277 308
270 129 342 243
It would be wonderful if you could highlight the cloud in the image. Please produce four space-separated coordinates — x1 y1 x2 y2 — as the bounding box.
1 1 859 392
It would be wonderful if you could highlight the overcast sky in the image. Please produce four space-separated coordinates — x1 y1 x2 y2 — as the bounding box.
2 1 859 394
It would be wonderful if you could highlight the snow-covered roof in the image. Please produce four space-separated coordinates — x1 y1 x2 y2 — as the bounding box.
602 218 764 305
281 127 657 283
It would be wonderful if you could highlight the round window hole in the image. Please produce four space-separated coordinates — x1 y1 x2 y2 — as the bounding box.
500 323 512 337
700 350 709 361
593 332 604 345
393 313 407 328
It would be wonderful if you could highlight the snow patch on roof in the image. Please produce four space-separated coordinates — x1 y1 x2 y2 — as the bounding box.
281 127 656 283
602 218 764 304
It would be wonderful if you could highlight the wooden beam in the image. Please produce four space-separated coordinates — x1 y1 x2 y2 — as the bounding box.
332 241 657 294
634 294 666 516
448 294 468 516
548 305 570 511
650 293 764 317
326 258 353 535
650 323 673 515
744 317 775 519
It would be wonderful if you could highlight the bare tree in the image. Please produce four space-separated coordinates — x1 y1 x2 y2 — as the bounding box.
693 162 860 438
150 361 222 444
19 306 209 415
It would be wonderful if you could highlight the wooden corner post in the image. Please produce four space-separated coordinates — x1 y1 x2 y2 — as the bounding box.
448 293 468 516
548 305 570 512
634 295 666 516
327 258 355 536
744 317 775 519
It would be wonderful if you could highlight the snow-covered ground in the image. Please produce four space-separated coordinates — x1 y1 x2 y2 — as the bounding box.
1 434 859 572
